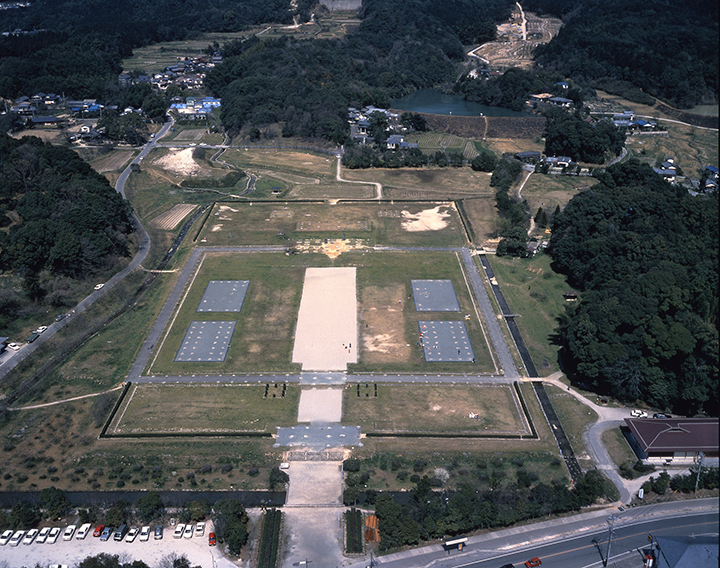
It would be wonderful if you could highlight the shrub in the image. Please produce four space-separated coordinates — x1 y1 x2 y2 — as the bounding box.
413 459 427 473
410 474 421 483
396 470 408 481
200 464 212 474
343 458 361 472
116 480 125 487
248 468 260 477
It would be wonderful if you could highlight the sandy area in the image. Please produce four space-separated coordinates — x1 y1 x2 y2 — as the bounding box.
297 387 343 422
401 205 451 231
153 148 211 177
282 508 348 568
292 267 357 371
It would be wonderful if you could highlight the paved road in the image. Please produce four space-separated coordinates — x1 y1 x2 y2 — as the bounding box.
344 501 718 568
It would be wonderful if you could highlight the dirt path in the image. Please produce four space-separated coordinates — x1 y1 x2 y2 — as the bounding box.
11 384 124 410
336 155 382 199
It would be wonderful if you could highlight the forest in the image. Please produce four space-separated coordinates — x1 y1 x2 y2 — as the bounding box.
524 0 718 108
0 134 134 327
549 160 718 416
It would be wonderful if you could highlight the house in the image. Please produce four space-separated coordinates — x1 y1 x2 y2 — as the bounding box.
654 536 718 568
654 168 677 182
549 96 573 108
31 115 63 125
705 165 719 179
555 81 569 89
515 151 542 163
562 290 578 301
546 156 572 167
623 417 718 463
386 135 418 150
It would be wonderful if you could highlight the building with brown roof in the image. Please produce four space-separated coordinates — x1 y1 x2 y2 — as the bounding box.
623 417 718 463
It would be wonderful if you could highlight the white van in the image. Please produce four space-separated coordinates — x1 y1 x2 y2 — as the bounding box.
62 525 76 541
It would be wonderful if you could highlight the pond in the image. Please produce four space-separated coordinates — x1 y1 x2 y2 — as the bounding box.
390 88 529 117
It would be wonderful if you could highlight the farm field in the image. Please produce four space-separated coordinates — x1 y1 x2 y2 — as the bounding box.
148 249 495 375
520 174 598 226
109 383 300 434
342 383 530 434
196 201 467 247
89 150 134 173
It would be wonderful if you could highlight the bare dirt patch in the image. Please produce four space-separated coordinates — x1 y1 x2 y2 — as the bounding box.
401 205 452 232
152 147 212 177
297 387 343 422
173 129 206 141
149 203 198 229
360 284 411 365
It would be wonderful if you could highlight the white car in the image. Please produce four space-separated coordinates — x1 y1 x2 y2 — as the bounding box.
7 343 22 351
125 527 139 542
76 523 92 539
47 527 61 544
36 326 48 333
94 283 104 290
62 525 76 541
9 530 24 546
631 409 648 418
0 529 14 545
36 526 51 543
139 526 150 542
173 524 185 539
183 524 193 539
22 528 39 544
194 522 205 537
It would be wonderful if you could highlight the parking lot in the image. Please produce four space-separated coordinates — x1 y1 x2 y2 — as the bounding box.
0 520 240 567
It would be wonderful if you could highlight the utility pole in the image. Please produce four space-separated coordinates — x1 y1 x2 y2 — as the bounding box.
694 451 706 493
604 513 617 567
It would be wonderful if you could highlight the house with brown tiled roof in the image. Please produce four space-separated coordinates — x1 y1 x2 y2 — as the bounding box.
623 417 718 464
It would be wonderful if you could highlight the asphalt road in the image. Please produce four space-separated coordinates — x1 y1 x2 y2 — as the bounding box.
345 501 718 568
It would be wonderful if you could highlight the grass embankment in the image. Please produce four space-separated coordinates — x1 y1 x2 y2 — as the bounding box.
544 384 598 470
484 254 573 376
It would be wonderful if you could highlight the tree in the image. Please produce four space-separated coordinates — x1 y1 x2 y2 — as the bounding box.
212 499 248 555
40 486 71 519
104 501 127 527
269 466 289 491
136 492 164 522
8 501 41 528
471 152 497 172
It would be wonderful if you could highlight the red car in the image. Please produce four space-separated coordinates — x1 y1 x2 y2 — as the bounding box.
208 532 216 546
93 525 105 538
525 559 542 568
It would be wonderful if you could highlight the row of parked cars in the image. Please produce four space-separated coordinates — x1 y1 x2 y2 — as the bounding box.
1 521 216 548
0 522 163 547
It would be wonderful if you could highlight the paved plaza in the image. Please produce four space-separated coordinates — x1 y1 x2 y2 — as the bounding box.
196 279 249 312
411 278 461 311
174 320 236 362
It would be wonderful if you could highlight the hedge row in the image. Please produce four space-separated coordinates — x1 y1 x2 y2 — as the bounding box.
345 508 363 554
257 508 283 568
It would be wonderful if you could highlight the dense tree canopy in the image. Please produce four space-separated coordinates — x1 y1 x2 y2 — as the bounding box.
526 0 718 108
544 108 625 164
0 134 134 278
549 160 718 415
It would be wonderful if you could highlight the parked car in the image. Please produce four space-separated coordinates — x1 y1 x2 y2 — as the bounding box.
6 342 22 351
183 524 193 539
139 526 150 541
173 524 185 539
0 529 14 545
22 528 39 545
62 525 76 541
76 523 92 539
94 283 105 290
113 524 128 541
195 522 205 537
9 530 25 546
36 326 48 333
125 527 139 542
100 527 113 541
55 314 66 322
500 564 514 568
47 527 61 544
35 526 51 544
525 558 542 567
154 525 163 540
93 525 105 537
653 413 670 419
208 532 216 546
631 410 648 418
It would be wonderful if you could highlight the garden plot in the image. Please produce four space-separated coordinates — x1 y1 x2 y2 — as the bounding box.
196 280 249 312
149 203 198 229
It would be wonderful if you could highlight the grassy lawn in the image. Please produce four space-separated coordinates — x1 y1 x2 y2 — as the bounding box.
342 384 530 434
485 254 572 375
148 252 305 375
545 384 598 469
521 174 598 227
111 383 299 433
196 201 467 248
602 427 637 468
150 250 494 375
